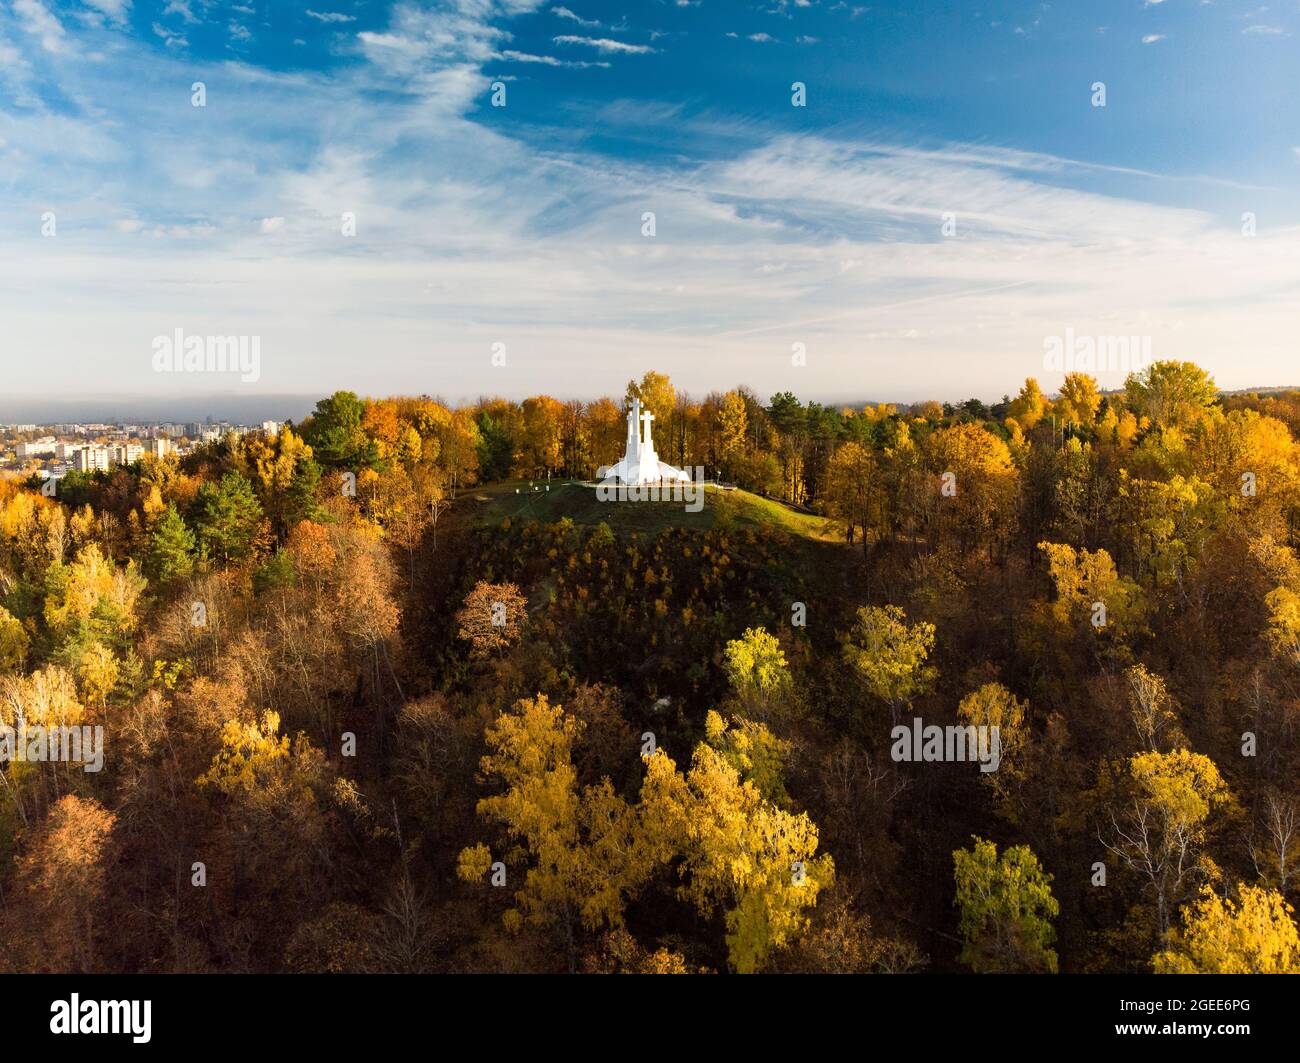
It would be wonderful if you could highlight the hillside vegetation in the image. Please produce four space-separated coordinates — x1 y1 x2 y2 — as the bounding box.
3 366 1300 976
457 480 839 541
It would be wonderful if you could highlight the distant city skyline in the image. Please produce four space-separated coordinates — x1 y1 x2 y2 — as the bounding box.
3 1 1298 403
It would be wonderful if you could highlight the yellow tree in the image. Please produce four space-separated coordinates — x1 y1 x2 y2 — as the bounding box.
43 542 146 648
823 441 879 550
1055 372 1102 430
586 398 625 478
1007 377 1048 432
196 710 331 927
0 664 85 732
439 409 482 495
1125 360 1217 431
722 626 792 720
716 390 749 475
1265 585 1300 667
1038 541 1148 661
704 709 792 806
0 605 29 674
458 694 665 970
1195 409 1299 535
626 372 676 436
0 665 86 824
1114 472 1218 585
235 426 318 537
1123 664 1184 752
1154 884 1300 973
923 423 1018 555
519 396 565 478
841 604 937 723
1100 749 1234 936
957 683 1028 815
640 743 833 973
75 641 119 717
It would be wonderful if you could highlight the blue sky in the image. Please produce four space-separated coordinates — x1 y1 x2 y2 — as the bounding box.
2 0 1298 408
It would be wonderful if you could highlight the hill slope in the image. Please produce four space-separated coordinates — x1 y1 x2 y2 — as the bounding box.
451 480 840 541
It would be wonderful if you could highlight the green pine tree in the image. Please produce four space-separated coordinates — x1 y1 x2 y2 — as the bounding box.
194 472 264 566
147 504 197 583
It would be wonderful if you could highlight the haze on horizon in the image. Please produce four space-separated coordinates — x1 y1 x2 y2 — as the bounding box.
2 0 1298 407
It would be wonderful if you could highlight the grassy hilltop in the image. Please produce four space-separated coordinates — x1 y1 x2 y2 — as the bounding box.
455 479 840 541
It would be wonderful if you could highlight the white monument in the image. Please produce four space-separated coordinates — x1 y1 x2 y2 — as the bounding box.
601 397 692 485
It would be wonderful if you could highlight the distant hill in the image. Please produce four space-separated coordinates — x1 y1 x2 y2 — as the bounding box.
0 394 319 425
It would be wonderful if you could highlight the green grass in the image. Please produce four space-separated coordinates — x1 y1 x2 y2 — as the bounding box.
452 480 840 541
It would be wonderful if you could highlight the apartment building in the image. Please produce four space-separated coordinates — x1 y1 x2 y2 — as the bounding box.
16 437 57 459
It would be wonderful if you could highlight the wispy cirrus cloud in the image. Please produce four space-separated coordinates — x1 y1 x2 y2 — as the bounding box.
553 34 655 54
162 0 199 25
152 21 188 48
500 48 610 68
1 0 1298 407
83 0 131 25
306 10 357 24
359 0 548 74
552 5 599 28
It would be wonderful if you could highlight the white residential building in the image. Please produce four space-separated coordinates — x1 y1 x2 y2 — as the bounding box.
109 443 144 466
74 446 110 473
16 437 57 459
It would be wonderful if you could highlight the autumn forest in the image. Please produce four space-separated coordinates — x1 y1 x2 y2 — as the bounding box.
3 362 1300 976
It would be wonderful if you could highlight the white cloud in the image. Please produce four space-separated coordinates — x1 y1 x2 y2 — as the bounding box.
1243 25 1285 36
3 0 1299 406
499 49 610 68
152 21 188 47
359 1 548 75
1141 34 1165 44
552 6 599 27
83 0 131 24
748 32 777 43
306 10 356 23
163 0 199 24
0 30 33 98
553 35 655 54
13 0 68 54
